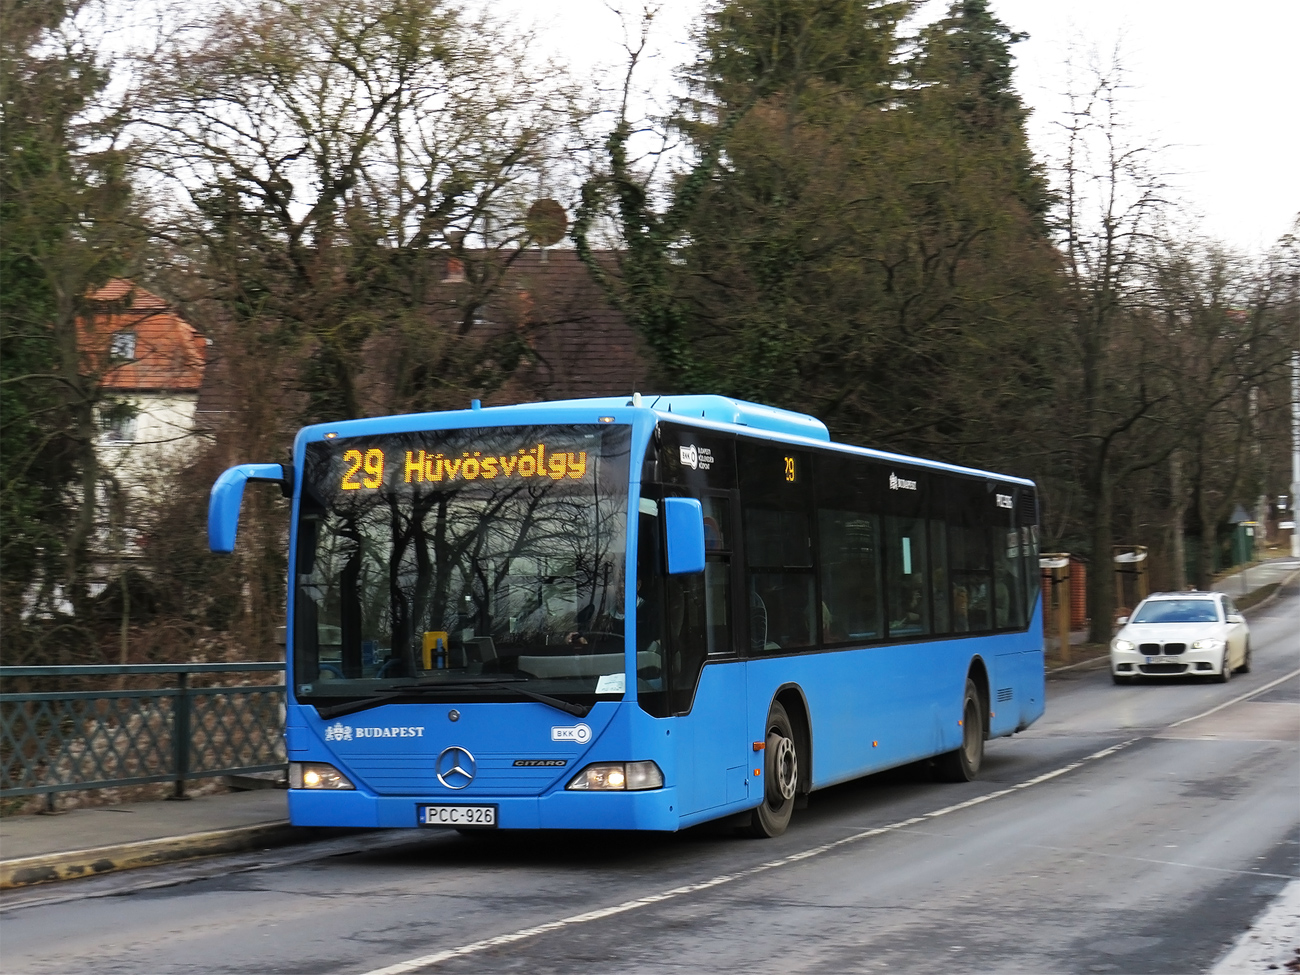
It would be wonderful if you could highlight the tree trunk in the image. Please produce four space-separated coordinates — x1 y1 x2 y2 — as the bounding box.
1087 463 1115 644
1170 451 1187 590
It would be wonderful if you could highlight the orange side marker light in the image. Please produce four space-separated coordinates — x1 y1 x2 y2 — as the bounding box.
752 741 765 751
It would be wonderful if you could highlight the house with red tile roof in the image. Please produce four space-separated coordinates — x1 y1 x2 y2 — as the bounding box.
77 280 209 557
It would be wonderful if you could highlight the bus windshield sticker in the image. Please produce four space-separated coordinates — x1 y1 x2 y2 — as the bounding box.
679 444 714 471
594 673 626 694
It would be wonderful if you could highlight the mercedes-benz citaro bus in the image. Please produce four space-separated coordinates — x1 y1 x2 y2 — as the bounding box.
209 394 1044 837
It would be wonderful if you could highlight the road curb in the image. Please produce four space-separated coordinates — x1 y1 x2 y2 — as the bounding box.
1241 566 1300 614
0 820 312 890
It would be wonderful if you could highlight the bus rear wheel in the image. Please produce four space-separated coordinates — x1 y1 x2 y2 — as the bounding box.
935 678 984 782
744 701 799 838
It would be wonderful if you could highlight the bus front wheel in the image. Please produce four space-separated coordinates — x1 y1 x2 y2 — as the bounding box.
935 678 984 782
744 701 799 838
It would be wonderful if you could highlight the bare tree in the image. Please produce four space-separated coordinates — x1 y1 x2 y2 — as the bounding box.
133 0 579 422
1052 53 1174 640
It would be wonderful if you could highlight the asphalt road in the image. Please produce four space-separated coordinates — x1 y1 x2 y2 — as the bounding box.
3 582 1297 975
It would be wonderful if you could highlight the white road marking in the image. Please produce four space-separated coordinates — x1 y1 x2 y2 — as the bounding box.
1165 668 1300 730
1210 879 1300 974
355 738 1140 975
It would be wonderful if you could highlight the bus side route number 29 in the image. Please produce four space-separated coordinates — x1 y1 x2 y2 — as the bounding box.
418 804 498 828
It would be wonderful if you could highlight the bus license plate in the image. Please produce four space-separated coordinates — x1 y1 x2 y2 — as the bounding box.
418 804 497 828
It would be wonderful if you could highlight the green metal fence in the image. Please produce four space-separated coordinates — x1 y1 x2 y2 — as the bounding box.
0 663 286 801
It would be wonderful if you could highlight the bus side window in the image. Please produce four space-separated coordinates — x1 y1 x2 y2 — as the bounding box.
739 444 815 653
664 494 735 713
635 503 670 718
817 509 882 643
994 525 1025 629
1018 490 1040 619
929 518 950 634
950 524 991 633
885 517 930 638
744 508 815 651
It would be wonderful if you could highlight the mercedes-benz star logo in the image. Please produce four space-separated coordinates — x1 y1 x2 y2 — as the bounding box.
436 746 476 790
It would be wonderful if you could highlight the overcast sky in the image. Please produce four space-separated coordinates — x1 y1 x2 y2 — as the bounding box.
497 0 1299 255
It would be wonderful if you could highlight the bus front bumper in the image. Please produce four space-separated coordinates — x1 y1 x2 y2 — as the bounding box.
288 787 682 831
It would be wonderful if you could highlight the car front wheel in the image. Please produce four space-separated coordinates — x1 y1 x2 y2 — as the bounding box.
1214 648 1233 683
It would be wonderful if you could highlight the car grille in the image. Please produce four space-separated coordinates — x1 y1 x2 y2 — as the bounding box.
1139 662 1188 674
1138 642 1186 655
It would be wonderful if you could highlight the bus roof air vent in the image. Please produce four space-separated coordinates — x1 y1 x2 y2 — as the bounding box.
521 394 830 441
648 395 829 441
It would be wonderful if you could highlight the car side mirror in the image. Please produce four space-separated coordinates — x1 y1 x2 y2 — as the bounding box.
663 497 705 575
1226 614 1244 624
1116 616 1129 626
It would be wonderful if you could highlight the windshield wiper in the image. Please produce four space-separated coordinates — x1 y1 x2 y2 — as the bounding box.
492 684 591 718
315 686 441 720
313 680 591 720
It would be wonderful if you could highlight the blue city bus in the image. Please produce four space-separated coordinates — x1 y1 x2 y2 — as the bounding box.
209 395 1044 837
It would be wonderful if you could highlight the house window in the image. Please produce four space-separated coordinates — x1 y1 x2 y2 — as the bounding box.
109 331 136 360
443 257 466 283
100 411 137 444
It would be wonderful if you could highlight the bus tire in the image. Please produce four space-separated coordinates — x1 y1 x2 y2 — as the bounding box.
935 678 984 783
744 701 799 838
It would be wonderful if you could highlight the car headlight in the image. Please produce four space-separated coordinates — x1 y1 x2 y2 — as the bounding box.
1113 639 1135 652
1191 639 1223 650
567 761 664 791
290 761 355 790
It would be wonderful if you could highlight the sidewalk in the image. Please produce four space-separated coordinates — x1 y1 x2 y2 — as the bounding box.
1211 555 1300 601
3 560 1296 892
0 789 309 890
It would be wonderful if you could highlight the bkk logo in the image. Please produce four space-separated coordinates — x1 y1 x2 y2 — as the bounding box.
679 444 714 471
551 723 592 743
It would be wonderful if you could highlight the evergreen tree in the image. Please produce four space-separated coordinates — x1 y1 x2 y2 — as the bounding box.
1 0 137 654
662 0 1059 467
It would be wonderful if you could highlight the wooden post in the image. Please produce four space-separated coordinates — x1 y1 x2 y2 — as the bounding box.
1040 555 1072 665
1058 569 1071 665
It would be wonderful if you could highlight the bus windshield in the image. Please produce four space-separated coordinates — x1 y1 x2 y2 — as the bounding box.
293 425 632 707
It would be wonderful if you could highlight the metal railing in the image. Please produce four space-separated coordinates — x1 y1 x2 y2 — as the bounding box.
0 663 286 802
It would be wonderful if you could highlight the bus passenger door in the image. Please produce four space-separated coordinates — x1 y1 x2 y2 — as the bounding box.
670 494 749 815
678 657 748 815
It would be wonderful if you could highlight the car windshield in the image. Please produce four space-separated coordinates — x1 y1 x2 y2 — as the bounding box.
1131 599 1220 624
293 425 632 705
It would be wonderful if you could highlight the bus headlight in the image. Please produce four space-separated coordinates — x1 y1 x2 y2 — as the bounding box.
567 761 664 791
290 761 355 790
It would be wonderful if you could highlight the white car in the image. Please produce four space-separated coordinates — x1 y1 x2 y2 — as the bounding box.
1110 591 1250 685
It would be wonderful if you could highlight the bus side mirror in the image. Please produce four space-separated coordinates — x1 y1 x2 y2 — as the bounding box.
209 463 289 553
663 497 706 575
